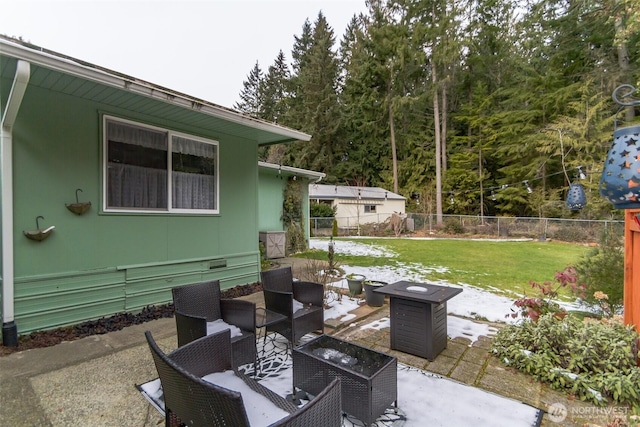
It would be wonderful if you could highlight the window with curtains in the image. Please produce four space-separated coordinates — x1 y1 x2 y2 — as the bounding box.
104 117 218 213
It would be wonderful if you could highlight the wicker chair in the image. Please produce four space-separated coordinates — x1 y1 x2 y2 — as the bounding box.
145 330 342 427
172 280 256 369
260 267 324 344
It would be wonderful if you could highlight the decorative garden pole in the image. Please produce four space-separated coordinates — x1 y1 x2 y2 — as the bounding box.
624 209 640 328
600 84 640 330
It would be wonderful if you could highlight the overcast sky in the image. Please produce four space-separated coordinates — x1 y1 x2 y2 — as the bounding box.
1 0 367 109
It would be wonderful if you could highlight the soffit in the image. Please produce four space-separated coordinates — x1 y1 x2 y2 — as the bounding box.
0 43 310 145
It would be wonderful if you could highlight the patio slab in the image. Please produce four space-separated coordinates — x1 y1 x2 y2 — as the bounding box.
0 258 631 426
449 358 485 385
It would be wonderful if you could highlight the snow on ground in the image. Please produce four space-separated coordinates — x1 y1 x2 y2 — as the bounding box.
310 238 399 258
141 238 547 427
313 238 581 326
141 330 540 427
326 294 498 346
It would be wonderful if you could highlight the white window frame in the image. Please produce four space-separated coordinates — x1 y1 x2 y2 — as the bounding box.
102 115 219 214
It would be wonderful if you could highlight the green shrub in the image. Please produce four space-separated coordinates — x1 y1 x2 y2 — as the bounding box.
285 221 306 255
574 230 624 313
551 224 593 243
442 218 464 234
282 178 302 225
310 202 336 218
492 314 640 407
311 202 336 229
258 241 270 270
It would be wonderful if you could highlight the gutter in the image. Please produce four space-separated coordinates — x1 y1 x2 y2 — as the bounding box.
258 161 325 183
0 38 311 143
1 59 30 346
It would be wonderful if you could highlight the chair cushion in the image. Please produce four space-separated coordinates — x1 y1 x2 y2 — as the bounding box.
202 371 290 426
206 319 243 338
292 304 322 319
293 299 304 313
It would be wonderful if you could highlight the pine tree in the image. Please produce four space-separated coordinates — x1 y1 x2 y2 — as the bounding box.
229 0 640 218
285 12 343 173
260 50 291 124
233 61 263 116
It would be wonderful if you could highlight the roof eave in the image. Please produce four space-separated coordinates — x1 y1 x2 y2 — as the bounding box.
259 162 325 182
0 37 311 144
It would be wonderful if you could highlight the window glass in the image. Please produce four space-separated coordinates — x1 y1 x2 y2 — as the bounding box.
104 117 218 213
171 135 217 210
106 120 168 209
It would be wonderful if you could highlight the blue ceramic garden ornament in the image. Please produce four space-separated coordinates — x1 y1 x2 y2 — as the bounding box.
600 85 640 209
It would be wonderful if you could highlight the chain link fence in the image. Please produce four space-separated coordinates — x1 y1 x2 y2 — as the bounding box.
310 214 624 243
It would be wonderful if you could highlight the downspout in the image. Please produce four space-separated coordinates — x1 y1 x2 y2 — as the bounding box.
1 60 30 346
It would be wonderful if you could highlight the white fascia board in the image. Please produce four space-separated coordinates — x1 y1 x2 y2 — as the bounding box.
0 39 311 142
259 162 325 182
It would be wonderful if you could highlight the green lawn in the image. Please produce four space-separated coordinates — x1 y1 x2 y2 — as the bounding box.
303 238 591 298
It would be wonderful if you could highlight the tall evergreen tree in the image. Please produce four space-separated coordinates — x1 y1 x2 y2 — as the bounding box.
336 13 380 185
260 50 291 124
285 12 343 174
397 0 465 222
234 61 263 116
231 0 640 218
259 51 293 164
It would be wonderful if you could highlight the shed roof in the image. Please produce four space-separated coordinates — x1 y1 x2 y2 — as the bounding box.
0 35 310 145
309 184 405 201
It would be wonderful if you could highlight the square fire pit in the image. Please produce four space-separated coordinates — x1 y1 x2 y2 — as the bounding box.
374 281 462 360
293 335 397 426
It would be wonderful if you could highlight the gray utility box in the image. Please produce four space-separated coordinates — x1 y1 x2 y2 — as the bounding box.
259 231 286 259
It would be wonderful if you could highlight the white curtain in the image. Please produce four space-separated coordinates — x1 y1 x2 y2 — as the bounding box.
106 121 217 211
108 163 167 209
172 171 216 210
171 135 216 210
107 121 166 150
172 135 216 158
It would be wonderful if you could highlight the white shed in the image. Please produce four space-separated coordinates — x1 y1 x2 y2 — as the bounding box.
309 184 406 229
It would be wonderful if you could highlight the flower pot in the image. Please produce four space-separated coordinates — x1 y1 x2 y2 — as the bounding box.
600 125 640 209
346 274 365 297
363 280 387 307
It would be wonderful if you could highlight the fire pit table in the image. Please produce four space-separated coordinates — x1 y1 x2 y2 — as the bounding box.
293 334 397 426
374 281 462 360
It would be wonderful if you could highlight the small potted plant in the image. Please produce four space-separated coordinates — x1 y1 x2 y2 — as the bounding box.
345 273 365 297
363 280 387 307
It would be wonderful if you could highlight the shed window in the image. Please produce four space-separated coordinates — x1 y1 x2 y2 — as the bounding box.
364 205 377 213
104 117 218 213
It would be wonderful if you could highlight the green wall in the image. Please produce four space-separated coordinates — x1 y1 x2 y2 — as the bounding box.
258 168 286 232
6 84 263 333
258 167 314 244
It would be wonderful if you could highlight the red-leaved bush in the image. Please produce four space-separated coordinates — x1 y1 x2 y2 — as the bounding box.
509 266 585 322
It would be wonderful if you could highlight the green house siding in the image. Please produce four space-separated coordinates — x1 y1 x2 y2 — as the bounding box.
258 168 286 232
1 38 312 339
6 79 262 333
258 167 315 244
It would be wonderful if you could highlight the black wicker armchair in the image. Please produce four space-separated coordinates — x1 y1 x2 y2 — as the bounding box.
172 280 256 369
145 330 342 427
260 267 324 344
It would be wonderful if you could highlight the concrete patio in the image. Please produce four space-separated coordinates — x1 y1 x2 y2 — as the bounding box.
0 260 629 426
